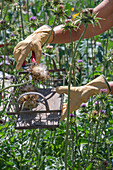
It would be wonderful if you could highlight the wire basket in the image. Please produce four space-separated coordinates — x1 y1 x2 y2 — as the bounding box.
6 55 66 129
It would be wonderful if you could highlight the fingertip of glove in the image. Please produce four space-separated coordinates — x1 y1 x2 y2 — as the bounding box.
16 64 21 70
56 86 63 94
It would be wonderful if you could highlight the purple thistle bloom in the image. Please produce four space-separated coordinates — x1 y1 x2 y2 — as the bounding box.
81 103 86 108
10 33 14 37
95 101 98 105
102 110 105 114
100 89 107 93
95 101 101 105
78 59 83 63
69 114 75 117
30 16 37 21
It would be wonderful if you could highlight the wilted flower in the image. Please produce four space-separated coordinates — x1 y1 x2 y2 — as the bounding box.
30 16 37 21
54 0 60 5
59 4 64 9
78 59 83 63
102 161 108 166
92 110 98 116
81 103 86 107
69 114 75 117
0 119 3 124
100 89 107 93
0 19 6 24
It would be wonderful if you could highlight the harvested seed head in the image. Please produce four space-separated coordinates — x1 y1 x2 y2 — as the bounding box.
19 84 39 109
29 64 49 82
21 98 38 109
20 94 39 103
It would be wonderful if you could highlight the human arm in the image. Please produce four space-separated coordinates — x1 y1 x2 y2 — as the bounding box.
108 82 113 94
13 0 113 69
52 0 113 44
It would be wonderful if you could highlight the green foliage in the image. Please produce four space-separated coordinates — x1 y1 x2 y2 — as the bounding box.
0 0 113 169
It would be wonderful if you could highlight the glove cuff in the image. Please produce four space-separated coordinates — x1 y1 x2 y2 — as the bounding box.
41 25 55 43
46 25 55 43
87 75 111 94
102 75 111 94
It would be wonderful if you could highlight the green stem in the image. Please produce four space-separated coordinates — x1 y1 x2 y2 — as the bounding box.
27 0 29 22
64 29 73 170
42 16 57 48
29 129 41 169
0 80 30 93
3 3 9 20
86 39 89 82
20 130 24 170
84 117 92 167
0 0 4 18
64 23 88 170
71 124 75 169
74 23 88 57
91 117 100 165
91 38 95 78
19 0 25 39
2 29 7 89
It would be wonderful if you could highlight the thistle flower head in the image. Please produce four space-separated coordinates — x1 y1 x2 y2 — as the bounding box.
95 101 101 105
10 33 15 37
100 89 107 93
102 110 105 114
78 59 83 63
69 114 75 117
30 16 37 21
81 103 86 107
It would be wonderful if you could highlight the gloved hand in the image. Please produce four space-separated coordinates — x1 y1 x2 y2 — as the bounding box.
56 75 111 121
13 25 54 70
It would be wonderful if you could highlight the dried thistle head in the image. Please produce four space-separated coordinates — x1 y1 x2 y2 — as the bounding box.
20 93 39 102
29 64 49 82
19 84 39 109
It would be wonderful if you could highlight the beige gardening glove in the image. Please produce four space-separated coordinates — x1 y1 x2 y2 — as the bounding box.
13 25 54 70
56 75 111 121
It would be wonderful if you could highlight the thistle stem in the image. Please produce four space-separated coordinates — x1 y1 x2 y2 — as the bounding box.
19 0 25 39
42 16 57 48
0 80 30 93
64 29 73 170
64 23 88 170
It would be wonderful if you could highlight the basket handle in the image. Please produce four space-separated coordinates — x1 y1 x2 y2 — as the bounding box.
16 92 49 112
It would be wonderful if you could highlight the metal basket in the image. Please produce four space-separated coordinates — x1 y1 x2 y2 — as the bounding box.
6 55 66 129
